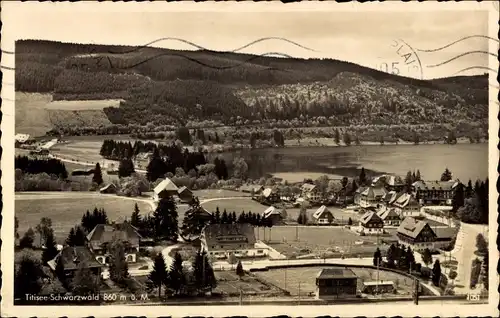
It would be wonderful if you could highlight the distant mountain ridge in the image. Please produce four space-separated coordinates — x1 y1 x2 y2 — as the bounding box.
15 39 488 128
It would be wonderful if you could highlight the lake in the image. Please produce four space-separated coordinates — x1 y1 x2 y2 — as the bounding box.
214 143 488 182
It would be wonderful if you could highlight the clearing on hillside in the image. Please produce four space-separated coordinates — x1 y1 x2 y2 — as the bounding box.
15 92 114 137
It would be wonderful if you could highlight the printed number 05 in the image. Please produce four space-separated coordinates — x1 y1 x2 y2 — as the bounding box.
380 62 400 75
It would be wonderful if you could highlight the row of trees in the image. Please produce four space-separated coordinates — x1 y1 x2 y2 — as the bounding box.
146 147 228 182
147 251 216 298
15 156 68 179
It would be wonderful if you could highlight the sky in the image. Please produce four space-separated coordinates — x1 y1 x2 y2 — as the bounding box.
2 3 495 79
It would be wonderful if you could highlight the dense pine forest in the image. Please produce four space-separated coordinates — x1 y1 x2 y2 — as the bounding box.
16 39 488 138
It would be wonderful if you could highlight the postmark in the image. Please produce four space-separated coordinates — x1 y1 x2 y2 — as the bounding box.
1 1 498 317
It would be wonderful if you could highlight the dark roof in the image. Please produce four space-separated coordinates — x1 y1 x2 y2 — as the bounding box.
317 268 358 279
301 183 317 192
178 186 192 194
360 211 383 225
87 222 142 250
397 217 435 239
412 180 458 191
434 227 458 239
377 206 400 220
52 246 103 271
313 205 334 220
202 223 256 247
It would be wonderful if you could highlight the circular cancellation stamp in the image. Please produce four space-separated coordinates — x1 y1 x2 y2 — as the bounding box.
374 39 424 79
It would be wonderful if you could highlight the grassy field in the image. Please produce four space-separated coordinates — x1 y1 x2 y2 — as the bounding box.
214 271 284 297
15 92 54 137
194 189 250 199
44 99 122 110
50 140 106 163
254 226 389 258
15 92 113 138
15 194 153 243
254 266 415 296
201 198 265 214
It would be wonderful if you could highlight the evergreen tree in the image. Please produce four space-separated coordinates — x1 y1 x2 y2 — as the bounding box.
193 251 217 294
452 182 465 212
231 211 237 224
465 179 473 198
20 228 35 249
476 234 488 255
359 167 367 186
440 168 452 182
181 197 209 240
35 217 53 247
131 203 141 228
108 239 129 285
432 259 442 286
147 253 168 298
66 226 86 246
153 196 178 242
348 217 353 226
415 169 422 181
71 260 100 296
42 231 59 264
213 207 221 224
386 244 396 268
404 170 413 192
167 252 186 295
373 248 382 267
221 210 229 224
334 129 340 145
421 248 433 267
118 159 135 178
236 260 244 279
237 211 246 224
92 163 103 185
406 246 415 271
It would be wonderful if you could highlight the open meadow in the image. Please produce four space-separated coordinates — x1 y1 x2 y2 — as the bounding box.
254 266 415 296
15 193 154 243
15 92 114 138
44 99 122 110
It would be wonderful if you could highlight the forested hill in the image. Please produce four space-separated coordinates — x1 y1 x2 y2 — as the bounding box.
15 39 488 127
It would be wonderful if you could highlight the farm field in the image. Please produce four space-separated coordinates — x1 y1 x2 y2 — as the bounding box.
194 189 250 200
254 266 415 296
214 271 285 297
15 92 113 137
44 99 122 110
253 226 391 258
50 140 107 164
15 193 154 243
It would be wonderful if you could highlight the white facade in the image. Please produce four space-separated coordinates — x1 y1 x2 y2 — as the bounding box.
207 246 269 259
357 225 384 235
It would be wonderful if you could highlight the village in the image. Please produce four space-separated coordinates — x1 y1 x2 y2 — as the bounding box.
13 139 490 306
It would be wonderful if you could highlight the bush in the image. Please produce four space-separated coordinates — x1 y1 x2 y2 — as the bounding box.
420 267 431 279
